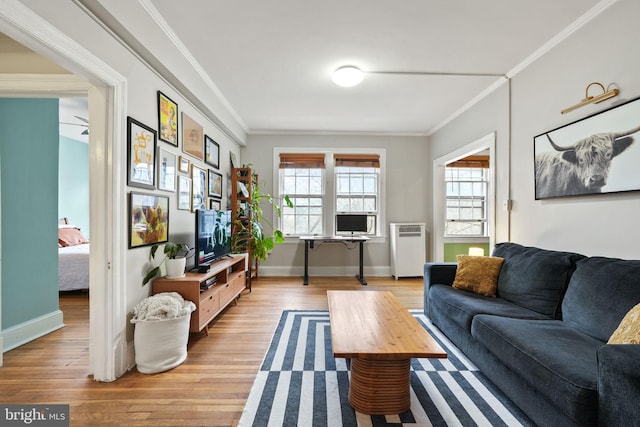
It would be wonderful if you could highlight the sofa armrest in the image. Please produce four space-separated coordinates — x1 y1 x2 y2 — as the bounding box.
597 344 640 426
423 262 457 317
424 262 458 288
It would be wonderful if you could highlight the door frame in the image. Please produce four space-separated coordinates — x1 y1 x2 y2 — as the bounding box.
432 132 496 262
0 1 127 381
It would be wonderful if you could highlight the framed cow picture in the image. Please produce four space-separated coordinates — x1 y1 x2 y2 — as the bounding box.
534 96 640 200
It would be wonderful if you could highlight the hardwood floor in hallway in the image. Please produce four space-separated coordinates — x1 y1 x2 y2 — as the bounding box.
0 276 425 426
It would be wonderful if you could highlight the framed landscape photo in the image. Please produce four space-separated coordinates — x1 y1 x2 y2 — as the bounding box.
129 192 169 248
191 165 207 212
182 112 204 160
127 117 157 189
177 176 192 210
204 135 220 168
534 96 640 200
157 91 178 146
208 169 223 198
158 147 176 192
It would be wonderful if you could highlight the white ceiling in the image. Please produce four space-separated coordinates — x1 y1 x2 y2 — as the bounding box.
42 0 609 138
136 0 604 135
59 97 89 144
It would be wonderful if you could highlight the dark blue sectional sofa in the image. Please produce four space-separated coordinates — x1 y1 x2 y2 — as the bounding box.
424 242 640 427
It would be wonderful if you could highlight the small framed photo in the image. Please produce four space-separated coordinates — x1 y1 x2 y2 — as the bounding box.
209 198 221 210
182 112 204 160
127 117 157 189
204 135 220 168
178 155 190 173
129 192 169 248
191 165 207 212
158 148 176 192
157 91 178 146
178 175 191 211
177 176 192 210
208 170 223 198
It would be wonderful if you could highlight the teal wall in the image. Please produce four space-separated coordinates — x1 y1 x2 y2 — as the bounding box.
0 98 59 329
444 242 491 262
59 136 89 237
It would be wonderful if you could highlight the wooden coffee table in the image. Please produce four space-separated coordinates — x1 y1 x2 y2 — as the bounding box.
327 290 447 415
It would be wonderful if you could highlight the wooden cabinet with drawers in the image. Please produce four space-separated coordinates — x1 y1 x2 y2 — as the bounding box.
152 254 247 334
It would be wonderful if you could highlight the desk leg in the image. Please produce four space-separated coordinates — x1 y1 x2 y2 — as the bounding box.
303 240 309 285
356 240 367 285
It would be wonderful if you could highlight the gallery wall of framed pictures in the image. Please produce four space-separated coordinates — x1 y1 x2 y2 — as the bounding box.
126 90 228 249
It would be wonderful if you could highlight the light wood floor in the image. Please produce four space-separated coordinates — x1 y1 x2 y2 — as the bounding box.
0 276 425 426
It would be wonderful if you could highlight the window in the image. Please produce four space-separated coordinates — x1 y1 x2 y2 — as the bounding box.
279 154 324 236
445 158 488 236
334 154 379 235
277 150 384 237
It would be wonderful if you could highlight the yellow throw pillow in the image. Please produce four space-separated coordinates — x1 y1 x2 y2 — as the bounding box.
452 255 505 298
608 303 640 344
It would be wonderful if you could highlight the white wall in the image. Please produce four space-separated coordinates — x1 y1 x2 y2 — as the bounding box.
243 133 429 276
2 0 243 373
430 0 640 259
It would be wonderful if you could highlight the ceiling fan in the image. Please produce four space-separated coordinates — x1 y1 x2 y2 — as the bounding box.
60 115 89 135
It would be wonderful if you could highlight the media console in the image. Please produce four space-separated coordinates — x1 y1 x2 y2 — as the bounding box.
152 254 247 334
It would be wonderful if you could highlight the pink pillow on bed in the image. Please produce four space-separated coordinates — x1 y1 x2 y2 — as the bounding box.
58 228 90 247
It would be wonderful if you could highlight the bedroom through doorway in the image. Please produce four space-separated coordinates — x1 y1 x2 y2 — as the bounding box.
58 96 91 295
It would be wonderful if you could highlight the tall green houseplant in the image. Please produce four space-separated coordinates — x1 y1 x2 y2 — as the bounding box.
231 166 292 276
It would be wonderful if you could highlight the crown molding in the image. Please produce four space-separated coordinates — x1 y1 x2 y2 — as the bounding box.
248 129 430 138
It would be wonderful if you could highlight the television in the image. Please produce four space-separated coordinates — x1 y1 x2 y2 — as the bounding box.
336 214 368 234
195 209 232 269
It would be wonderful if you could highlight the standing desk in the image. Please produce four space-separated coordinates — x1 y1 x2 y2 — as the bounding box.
299 235 369 285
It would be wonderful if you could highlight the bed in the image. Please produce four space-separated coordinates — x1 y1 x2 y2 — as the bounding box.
58 220 90 291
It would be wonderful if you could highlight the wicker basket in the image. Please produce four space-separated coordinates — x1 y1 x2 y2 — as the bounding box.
131 312 191 374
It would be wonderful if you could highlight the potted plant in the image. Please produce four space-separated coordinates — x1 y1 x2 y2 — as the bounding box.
142 242 191 285
232 167 292 267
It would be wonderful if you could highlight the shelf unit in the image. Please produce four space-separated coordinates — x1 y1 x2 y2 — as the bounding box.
152 254 247 334
231 167 257 287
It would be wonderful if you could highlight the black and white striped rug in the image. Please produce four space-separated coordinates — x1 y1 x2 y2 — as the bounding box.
239 310 533 427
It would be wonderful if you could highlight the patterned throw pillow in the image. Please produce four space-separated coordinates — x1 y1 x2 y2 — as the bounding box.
452 255 505 297
608 303 640 344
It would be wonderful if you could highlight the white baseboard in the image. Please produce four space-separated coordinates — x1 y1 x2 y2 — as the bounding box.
2 310 64 353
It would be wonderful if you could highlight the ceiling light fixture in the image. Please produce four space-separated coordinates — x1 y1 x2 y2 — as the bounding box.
560 82 619 114
331 66 506 87
332 66 364 87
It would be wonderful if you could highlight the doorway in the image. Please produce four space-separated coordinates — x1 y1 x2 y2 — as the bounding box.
0 11 126 380
432 132 496 262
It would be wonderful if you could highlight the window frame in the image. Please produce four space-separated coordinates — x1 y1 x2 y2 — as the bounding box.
444 166 489 237
273 147 386 239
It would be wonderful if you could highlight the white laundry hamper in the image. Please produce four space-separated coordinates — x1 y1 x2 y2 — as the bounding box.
130 292 195 374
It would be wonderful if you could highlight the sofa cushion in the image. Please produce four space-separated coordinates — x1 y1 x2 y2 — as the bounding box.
428 284 550 334
472 315 600 425
452 255 504 297
492 242 585 318
608 303 640 344
563 257 640 342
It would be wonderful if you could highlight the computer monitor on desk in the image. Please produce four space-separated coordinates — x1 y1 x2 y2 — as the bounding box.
336 214 368 234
